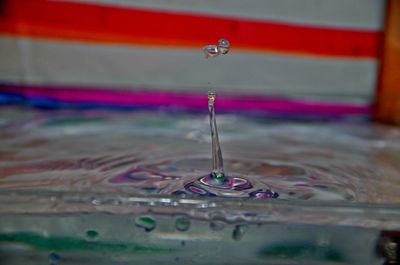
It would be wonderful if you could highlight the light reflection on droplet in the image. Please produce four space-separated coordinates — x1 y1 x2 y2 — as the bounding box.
218 38 230 54
203 45 220 59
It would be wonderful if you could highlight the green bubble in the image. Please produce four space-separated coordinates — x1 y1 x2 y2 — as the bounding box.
175 217 191 232
135 216 156 232
214 172 226 181
86 230 99 239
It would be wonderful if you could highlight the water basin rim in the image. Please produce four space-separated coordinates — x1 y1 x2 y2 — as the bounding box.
0 190 399 230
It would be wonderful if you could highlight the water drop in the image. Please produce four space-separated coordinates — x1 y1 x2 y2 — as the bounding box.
210 221 225 231
218 38 230 55
135 216 156 232
175 217 191 232
86 230 99 240
232 224 247 241
208 91 225 178
203 45 220 59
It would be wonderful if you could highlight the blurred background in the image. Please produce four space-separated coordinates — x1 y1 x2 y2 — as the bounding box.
0 0 398 122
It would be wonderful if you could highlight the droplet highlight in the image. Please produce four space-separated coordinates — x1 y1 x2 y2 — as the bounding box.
203 45 220 59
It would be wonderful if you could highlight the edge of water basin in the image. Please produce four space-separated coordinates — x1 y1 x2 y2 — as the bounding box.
0 190 399 230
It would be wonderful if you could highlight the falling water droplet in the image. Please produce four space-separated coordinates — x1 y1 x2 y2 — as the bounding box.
135 216 156 232
203 45 220 59
175 217 191 232
218 38 230 55
232 224 248 241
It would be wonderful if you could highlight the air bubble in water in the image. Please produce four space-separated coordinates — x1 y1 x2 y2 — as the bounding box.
232 224 247 241
48 252 61 265
210 221 225 231
86 230 99 240
135 216 156 232
175 217 191 232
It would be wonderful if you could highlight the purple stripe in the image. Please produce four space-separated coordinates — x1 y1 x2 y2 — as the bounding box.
0 83 370 116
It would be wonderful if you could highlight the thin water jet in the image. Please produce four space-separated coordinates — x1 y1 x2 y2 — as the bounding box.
208 90 225 182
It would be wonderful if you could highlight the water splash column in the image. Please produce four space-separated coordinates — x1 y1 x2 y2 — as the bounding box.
208 91 225 180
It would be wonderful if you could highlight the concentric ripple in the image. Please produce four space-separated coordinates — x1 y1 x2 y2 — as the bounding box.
109 157 354 201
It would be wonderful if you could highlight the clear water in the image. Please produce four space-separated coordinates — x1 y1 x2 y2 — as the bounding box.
1 106 400 264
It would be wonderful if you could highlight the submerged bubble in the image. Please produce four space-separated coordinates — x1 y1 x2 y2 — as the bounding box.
48 252 61 265
175 217 191 232
48 252 61 261
232 224 248 241
86 230 99 239
210 221 225 231
135 216 156 232
203 45 220 58
218 38 230 54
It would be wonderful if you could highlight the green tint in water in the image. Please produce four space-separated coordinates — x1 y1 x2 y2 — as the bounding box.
0 232 172 253
258 242 345 262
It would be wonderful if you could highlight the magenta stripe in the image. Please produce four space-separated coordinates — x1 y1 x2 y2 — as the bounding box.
0 84 370 116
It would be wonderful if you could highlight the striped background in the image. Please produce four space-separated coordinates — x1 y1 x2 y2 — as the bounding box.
0 0 387 117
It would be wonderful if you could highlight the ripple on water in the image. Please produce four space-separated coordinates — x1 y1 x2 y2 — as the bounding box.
107 157 357 202
1 108 399 204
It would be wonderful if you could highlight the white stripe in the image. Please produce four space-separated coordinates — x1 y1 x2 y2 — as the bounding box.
58 0 386 30
0 37 377 100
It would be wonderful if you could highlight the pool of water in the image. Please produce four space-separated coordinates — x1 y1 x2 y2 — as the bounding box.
0 106 400 264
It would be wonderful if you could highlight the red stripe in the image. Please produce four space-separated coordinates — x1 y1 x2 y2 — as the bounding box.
0 0 380 58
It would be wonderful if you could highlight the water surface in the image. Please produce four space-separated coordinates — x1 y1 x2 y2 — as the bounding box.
0 106 399 205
